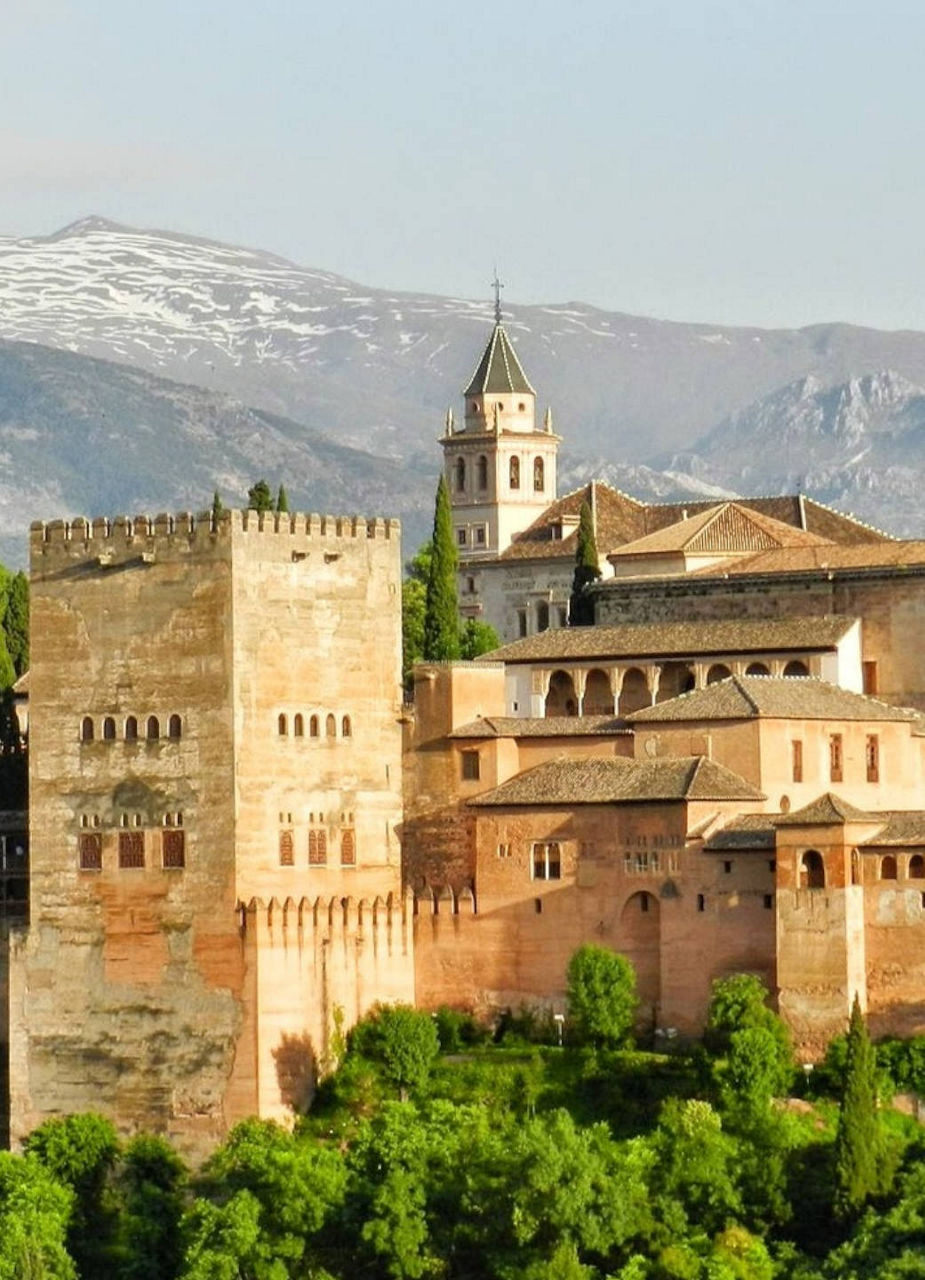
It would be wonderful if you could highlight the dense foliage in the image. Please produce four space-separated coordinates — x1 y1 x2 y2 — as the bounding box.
8 968 925 1279
566 944 637 1047
569 500 601 626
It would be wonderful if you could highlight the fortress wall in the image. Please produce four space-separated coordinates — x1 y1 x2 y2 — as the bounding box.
863 883 925 1040
243 893 415 1122
229 512 404 907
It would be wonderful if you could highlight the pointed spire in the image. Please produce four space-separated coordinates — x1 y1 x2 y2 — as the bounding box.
544 406 553 433
445 407 454 434
492 268 504 323
463 321 535 397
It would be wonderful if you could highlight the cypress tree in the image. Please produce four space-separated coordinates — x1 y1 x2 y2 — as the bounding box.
569 499 601 626
247 480 274 513
422 475 461 661
833 994 885 1219
211 490 224 521
276 484 289 514
4 571 28 678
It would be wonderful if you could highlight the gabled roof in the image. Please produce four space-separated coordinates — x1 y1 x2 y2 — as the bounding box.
609 502 832 560
775 793 876 826
498 481 645 562
483 617 855 664
470 755 764 807
463 323 535 396
625 676 918 725
640 495 890 547
449 715 630 739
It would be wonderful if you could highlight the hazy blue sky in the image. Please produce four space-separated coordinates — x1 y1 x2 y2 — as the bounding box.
3 0 924 329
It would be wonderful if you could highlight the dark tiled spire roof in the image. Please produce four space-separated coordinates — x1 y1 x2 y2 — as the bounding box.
463 323 536 396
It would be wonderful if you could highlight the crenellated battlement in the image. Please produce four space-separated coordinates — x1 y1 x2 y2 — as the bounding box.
241 888 416 951
30 507 401 564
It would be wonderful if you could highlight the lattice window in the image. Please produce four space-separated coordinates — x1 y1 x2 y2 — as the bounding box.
341 829 356 866
279 830 294 867
829 734 843 784
866 734 880 783
118 830 145 869
309 829 327 865
78 832 102 870
163 830 186 869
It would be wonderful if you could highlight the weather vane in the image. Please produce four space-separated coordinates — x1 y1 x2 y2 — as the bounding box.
492 268 504 323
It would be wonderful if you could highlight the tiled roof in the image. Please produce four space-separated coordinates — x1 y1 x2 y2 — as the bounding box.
625 676 917 725
470 755 764 807
463 323 535 396
703 814 779 851
641 495 890 546
449 715 630 739
483 617 854 664
858 813 925 847
609 502 832 560
497 481 646 562
775 793 876 826
689 540 925 579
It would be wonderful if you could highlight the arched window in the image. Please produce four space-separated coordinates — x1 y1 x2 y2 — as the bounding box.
277 713 288 737
342 715 352 738
309 830 325 864
146 715 160 741
125 716 138 742
81 717 94 743
325 714 336 737
168 714 182 740
477 455 488 490
309 715 319 738
784 660 810 677
509 456 520 490
341 829 356 866
537 601 550 633
706 664 732 685
455 457 466 492
799 849 825 890
294 714 304 737
910 855 925 879
318 830 327 858
103 716 116 741
745 662 770 676
533 457 545 492
881 855 898 881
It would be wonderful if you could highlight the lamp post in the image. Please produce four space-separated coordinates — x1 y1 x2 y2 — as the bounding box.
553 1012 565 1047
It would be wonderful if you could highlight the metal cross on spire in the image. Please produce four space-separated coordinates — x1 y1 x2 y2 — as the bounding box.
492 269 504 324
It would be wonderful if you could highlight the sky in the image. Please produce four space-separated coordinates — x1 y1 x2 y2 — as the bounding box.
3 0 925 330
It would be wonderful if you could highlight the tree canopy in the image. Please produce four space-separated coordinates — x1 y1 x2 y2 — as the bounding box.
568 500 600 626
566 945 637 1047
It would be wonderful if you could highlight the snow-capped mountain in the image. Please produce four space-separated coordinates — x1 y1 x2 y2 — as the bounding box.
661 370 925 536
9 218 925 469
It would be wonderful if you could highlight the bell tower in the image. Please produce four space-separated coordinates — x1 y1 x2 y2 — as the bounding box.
440 279 559 560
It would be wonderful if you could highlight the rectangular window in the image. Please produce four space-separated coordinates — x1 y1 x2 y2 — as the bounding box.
497 843 511 859
78 832 103 871
308 829 327 865
866 734 880 783
163 830 186 869
792 739 803 783
461 750 480 781
518 610 528 638
532 842 561 881
475 526 486 546
456 528 467 547
764 894 773 909
863 660 879 695
723 860 733 874
118 830 145 869
697 894 706 912
830 733 843 783
278 830 294 866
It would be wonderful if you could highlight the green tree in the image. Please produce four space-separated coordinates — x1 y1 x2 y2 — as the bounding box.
350 1004 440 1099
568 500 600 627
25 1113 121 1277
422 476 460 662
705 973 793 1084
0 1151 76 1279
459 617 500 659
276 484 289 514
211 490 224 522
115 1135 187 1280
401 542 431 688
833 995 887 1220
4 571 27 678
566 945 637 1048
247 479 274 513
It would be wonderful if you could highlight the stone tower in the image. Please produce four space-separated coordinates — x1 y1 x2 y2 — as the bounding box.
441 293 559 560
9 508 414 1156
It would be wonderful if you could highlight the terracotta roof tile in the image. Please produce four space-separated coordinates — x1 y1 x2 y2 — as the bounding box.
641 495 890 546
626 676 917 725
449 715 630 739
609 502 832 560
470 755 764 807
774 793 876 826
858 813 925 847
689 540 925 578
497 481 646 562
484 617 854 664
703 814 779 851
